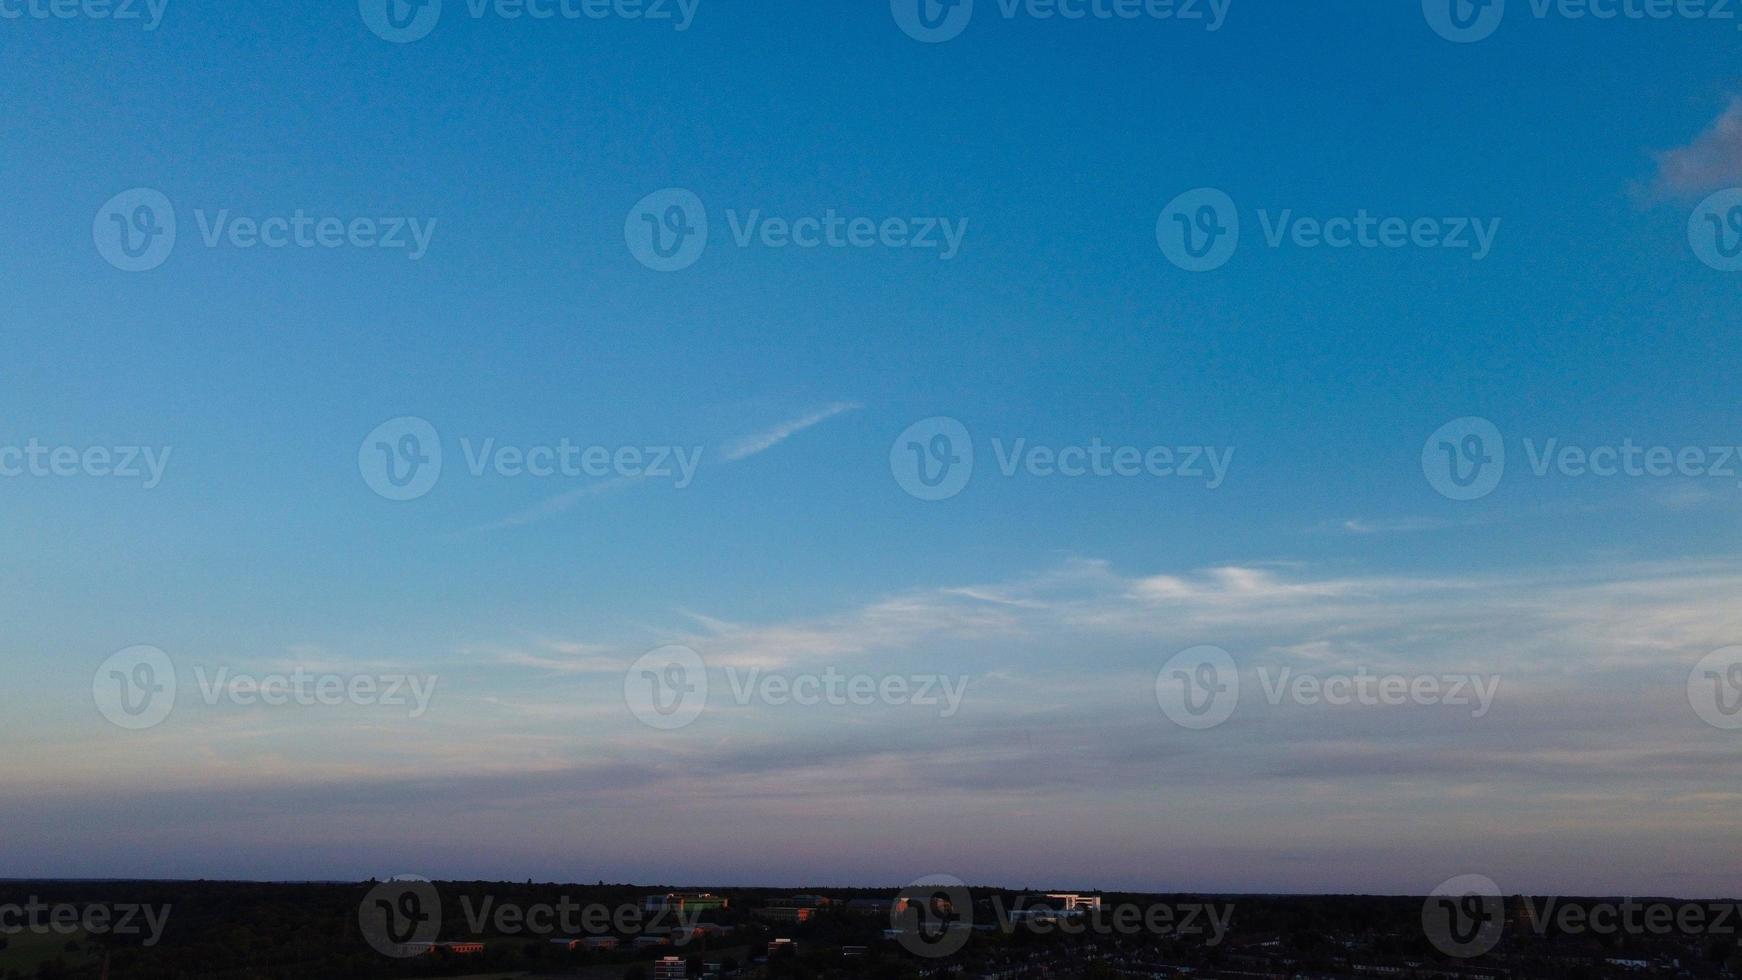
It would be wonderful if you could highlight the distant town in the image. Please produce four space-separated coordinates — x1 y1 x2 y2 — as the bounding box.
0 880 1736 980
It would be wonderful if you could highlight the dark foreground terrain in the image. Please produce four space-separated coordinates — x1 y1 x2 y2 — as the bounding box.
0 880 1735 980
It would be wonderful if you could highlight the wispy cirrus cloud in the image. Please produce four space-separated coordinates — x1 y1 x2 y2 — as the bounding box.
459 475 636 534
1314 516 1455 535
19 557 1742 894
1308 514 1516 537
1651 97 1742 197
721 402 862 462
470 639 624 674
490 556 1742 677
462 401 861 533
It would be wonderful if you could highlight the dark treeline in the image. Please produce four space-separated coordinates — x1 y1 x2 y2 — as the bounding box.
0 882 1735 980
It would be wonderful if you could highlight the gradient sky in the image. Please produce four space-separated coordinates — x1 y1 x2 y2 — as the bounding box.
3 0 1742 896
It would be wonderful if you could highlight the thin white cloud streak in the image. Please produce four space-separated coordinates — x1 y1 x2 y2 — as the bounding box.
721 402 861 462
1316 516 1456 535
457 475 637 534
460 401 860 532
471 640 623 675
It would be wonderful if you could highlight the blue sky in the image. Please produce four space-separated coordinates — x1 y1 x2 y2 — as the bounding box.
3 0 1742 895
